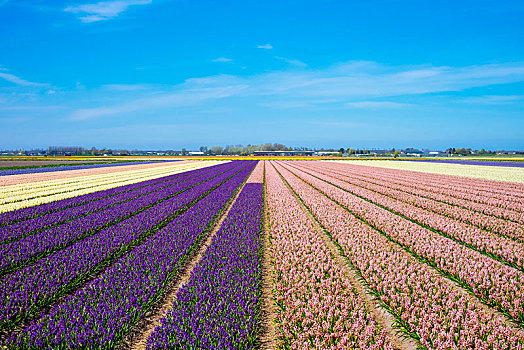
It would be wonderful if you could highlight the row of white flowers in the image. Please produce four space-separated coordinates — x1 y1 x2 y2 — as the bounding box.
0 161 227 213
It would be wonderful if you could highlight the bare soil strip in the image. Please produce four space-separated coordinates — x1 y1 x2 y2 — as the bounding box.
0 161 193 186
258 161 277 350
272 161 418 350
126 173 251 350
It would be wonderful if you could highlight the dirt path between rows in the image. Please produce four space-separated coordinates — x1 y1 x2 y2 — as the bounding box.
258 161 277 350
272 161 418 350
125 174 251 350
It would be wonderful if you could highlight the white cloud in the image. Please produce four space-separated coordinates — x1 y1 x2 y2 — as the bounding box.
244 61 524 99
65 0 152 23
0 71 49 87
257 44 273 49
67 61 524 121
275 56 307 67
212 57 233 63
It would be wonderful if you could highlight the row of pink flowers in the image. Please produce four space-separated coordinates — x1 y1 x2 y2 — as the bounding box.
330 161 524 212
246 161 264 183
281 162 524 325
265 162 393 349
295 162 524 263
273 161 524 349
314 162 524 226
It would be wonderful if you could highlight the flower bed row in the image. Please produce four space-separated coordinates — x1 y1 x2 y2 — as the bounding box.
0 161 174 177
274 161 524 349
280 162 524 325
410 159 524 168
262 162 392 349
146 182 264 349
5 161 255 349
293 162 524 265
0 163 224 227
311 162 524 225
245 160 264 183
0 164 235 277
329 160 524 203
0 161 223 213
0 162 247 333
0 164 227 244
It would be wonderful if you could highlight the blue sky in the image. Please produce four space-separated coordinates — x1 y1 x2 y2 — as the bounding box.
1 0 523 150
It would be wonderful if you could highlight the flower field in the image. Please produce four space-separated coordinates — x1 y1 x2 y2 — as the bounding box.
332 159 524 183
0 159 523 349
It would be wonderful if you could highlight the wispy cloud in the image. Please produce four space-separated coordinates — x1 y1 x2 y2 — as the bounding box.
0 71 49 87
102 83 152 91
0 117 28 123
244 61 524 99
67 61 524 121
69 82 248 120
346 101 410 108
257 44 273 49
0 105 66 111
460 95 524 104
275 56 307 67
212 57 233 63
65 0 152 23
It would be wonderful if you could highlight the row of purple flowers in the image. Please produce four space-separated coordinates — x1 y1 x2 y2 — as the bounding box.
0 164 235 277
147 183 264 349
0 162 245 334
0 163 222 227
6 161 255 348
0 165 226 244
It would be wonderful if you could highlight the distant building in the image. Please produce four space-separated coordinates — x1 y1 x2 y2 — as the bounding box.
252 150 315 156
425 151 448 157
370 149 392 155
188 151 205 156
402 150 423 157
314 151 340 156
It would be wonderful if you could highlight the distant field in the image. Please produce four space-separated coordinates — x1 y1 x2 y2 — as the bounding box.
331 159 524 183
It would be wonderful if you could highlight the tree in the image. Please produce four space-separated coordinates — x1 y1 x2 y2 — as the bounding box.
210 146 223 155
181 148 187 156
394 150 400 158
347 148 355 155
199 146 208 153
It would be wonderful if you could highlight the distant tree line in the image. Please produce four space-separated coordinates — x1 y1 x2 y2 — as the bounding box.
6 145 519 157
202 143 291 155
445 148 498 155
